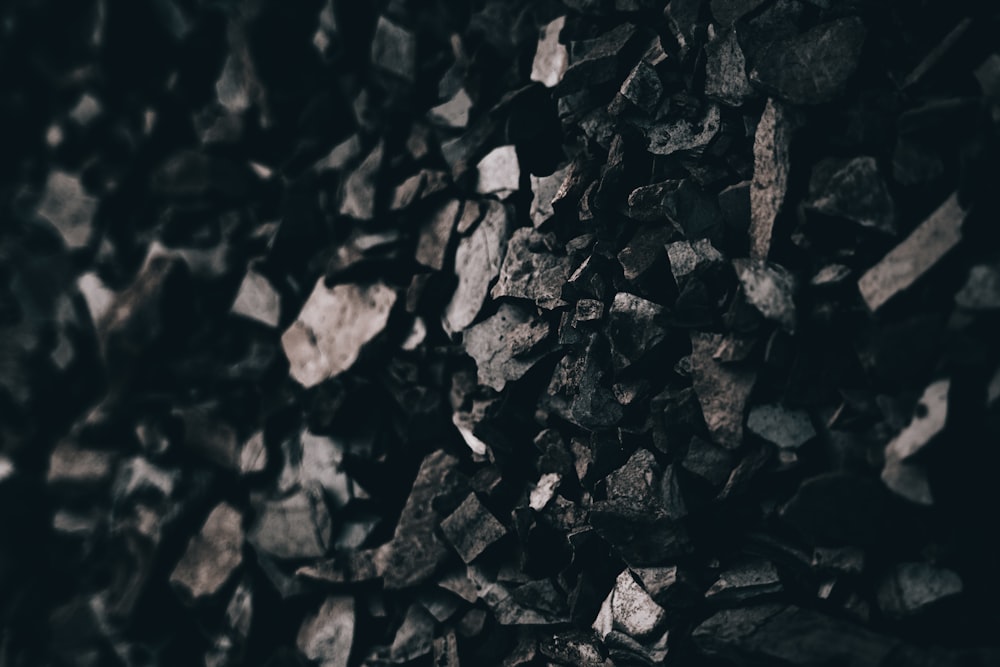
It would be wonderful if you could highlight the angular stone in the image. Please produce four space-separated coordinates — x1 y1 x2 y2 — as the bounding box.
619 61 662 115
690 332 756 449
297 596 354 667
545 334 623 430
606 293 665 370
733 258 797 332
706 560 783 605
377 451 461 589
281 280 397 388
339 140 383 221
617 226 673 281
231 269 281 327
710 0 767 25
749 98 795 260
476 145 520 197
749 18 867 105
238 432 266 475
559 23 638 93
955 264 1000 310
682 436 734 487
371 16 416 81
47 442 116 486
705 28 754 107
429 88 473 129
249 486 332 560
444 201 513 334
170 503 244 602
605 570 667 639
747 403 815 449
37 171 96 249
643 104 721 157
464 303 550 392
440 493 506 564
589 499 690 566
416 199 460 271
666 239 724 284
389 604 436 662
858 193 965 312
806 157 896 234
876 562 963 619
531 17 569 88
631 566 700 609
881 379 948 506
530 164 571 227
491 228 571 309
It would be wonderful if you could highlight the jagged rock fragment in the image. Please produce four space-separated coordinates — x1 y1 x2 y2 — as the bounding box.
617 226 673 281
666 239 724 284
747 403 815 449
733 258 797 332
339 141 384 220
230 269 281 327
281 280 396 388
606 293 665 370
476 145 520 198
531 17 569 88
429 89 473 128
297 596 354 667
749 98 795 260
464 303 550 391
705 29 754 106
170 503 243 601
559 24 639 93
377 451 461 589
47 443 116 486
249 485 332 560
876 562 963 619
416 199 460 271
440 493 506 563
955 264 1000 310
444 201 513 333
36 171 96 248
643 104 721 157
492 228 572 309
594 570 667 640
371 16 416 81
618 61 662 115
530 164 571 227
806 157 896 234
881 379 948 505
690 333 756 449
749 18 867 105
390 604 436 662
706 560 783 605
858 193 965 312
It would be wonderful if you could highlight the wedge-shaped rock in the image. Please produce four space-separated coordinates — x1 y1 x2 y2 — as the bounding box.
415 199 460 271
282 280 396 387
37 171 96 249
377 451 461 589
876 562 962 619
249 485 332 560
371 16 415 81
881 379 948 505
429 88 473 128
339 140 383 220
559 23 638 93
705 28 754 106
643 104 721 157
858 193 964 312
231 269 281 327
607 293 665 370
530 164 571 227
440 493 506 563
297 596 354 667
531 17 569 88
590 499 690 566
706 560 782 605
476 145 520 197
749 99 795 260
594 570 668 640
806 157 895 234
733 258 797 332
749 18 867 105
690 333 756 449
171 503 244 601
492 228 571 309
444 201 513 333
747 403 815 449
464 303 550 391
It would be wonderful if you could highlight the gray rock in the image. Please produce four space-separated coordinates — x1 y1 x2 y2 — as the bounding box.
594 570 667 640
690 333 756 449
281 279 397 388
230 269 281 328
881 379 948 505
36 171 96 249
476 145 520 197
47 442 116 486
607 293 665 370
733 258 797 332
705 559 783 605
390 604 436 662
806 157 896 234
666 238 724 285
955 264 1000 310
643 104 721 157
429 89 473 129
440 493 507 563
531 17 569 88
858 193 965 312
170 503 244 602
530 164 571 227
339 140 383 220
705 28 754 106
749 99 796 260
876 562 963 619
444 201 513 333
747 403 815 449
415 199 460 271
464 303 551 392
371 16 416 81
249 485 332 560
491 228 572 309
297 596 354 667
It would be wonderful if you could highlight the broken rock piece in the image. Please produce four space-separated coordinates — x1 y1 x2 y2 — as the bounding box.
530 164 571 228
170 503 244 602
643 104 721 157
733 258 797 332
371 16 416 81
464 303 550 392
876 562 963 619
377 451 461 589
36 171 97 249
805 157 896 234
339 140 384 221
705 28 754 107
415 199 460 271
690 332 756 449
249 485 332 560
881 379 948 506
858 193 965 312
230 269 281 327
440 493 506 563
476 145 520 198
390 604 436 662
749 98 796 260
491 228 572 309
594 570 667 640
429 89 473 129
606 292 666 370
531 17 569 88
749 18 867 105
281 279 397 388
666 239 724 285
747 403 815 449
444 201 513 334
297 596 354 667
705 560 783 605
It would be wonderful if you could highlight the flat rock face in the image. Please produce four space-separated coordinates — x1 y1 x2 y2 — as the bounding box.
877 562 963 619
476 145 520 197
749 99 795 260
491 228 572 309
463 303 550 392
297 596 355 667
689 332 756 449
249 486 332 560
440 493 506 563
231 269 281 327
531 17 569 88
282 279 397 387
36 171 97 249
444 201 513 334
881 379 949 505
170 503 244 601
